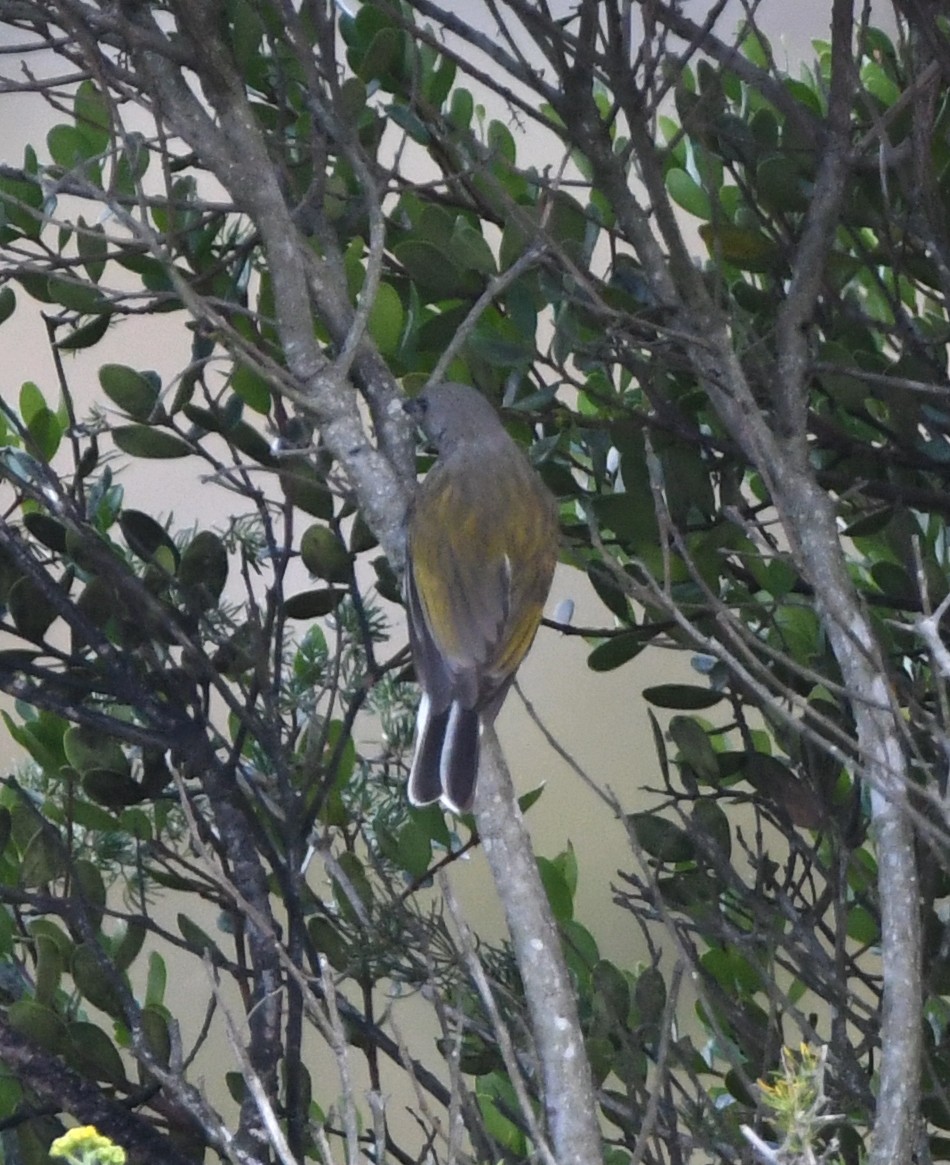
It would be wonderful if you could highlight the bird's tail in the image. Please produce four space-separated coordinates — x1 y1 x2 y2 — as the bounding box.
407 695 480 814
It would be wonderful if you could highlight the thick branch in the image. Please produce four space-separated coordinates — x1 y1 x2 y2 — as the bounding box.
475 732 603 1165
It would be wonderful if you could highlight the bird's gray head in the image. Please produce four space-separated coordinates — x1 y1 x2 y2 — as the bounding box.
404 383 506 455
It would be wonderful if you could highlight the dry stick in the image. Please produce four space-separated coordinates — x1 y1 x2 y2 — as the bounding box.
318 954 363 1165
205 957 299 1165
740 1125 782 1165
313 1124 339 1165
386 1014 459 1163
366 1089 388 1165
514 679 617 809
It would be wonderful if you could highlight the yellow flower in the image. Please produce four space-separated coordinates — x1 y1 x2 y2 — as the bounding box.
49 1126 127 1165
758 1043 822 1117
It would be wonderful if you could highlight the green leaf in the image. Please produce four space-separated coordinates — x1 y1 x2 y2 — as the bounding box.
74 80 111 154
34 933 64 1004
591 492 656 545
19 380 45 426
8 576 59 642
229 1 265 74
846 904 878 945
642 684 723 710
367 282 404 355
63 725 127 777
395 820 433 879
73 858 107 931
177 913 223 961
230 362 272 414
70 799 123 833
487 119 516 164
426 53 456 108
628 812 694 863
698 222 779 272
67 1021 127 1085
178 531 229 610
49 277 107 314
77 218 108 282
449 86 474 131
861 59 900 106
668 716 720 783
23 512 67 553
283 588 348 619
99 364 159 420
57 311 112 350
2 711 66 773
71 943 126 1016
300 525 352 583
757 154 809 212
348 512 379 554
870 560 916 607
560 918 600 983
0 286 15 325
476 1072 528 1155
280 463 335 519
587 560 631 621
392 238 472 298
181 402 274 465
0 176 41 242
47 124 91 168
332 851 374 924
587 631 646 672
591 959 630 1024
0 806 11 857
740 25 770 67
537 855 574 922
114 131 149 195
145 950 167 1007
517 784 545 814
119 509 180 568
356 26 402 85
372 554 401 603
27 407 62 462
308 917 350 972
141 1004 172 1068
634 965 667 1026
666 168 712 219
113 425 192 459
692 799 732 861
112 918 147 973
449 220 496 275
8 1000 67 1053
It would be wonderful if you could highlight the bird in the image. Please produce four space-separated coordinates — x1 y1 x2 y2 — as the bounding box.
403 382 559 814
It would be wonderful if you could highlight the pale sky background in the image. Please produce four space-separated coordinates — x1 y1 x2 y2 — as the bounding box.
0 0 898 1136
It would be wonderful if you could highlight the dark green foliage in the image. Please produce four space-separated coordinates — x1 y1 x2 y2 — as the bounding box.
0 3 947 1164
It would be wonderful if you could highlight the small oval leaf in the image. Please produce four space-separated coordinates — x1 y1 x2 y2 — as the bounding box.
284 588 348 619
113 424 191 459
99 364 159 420
642 684 723 710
